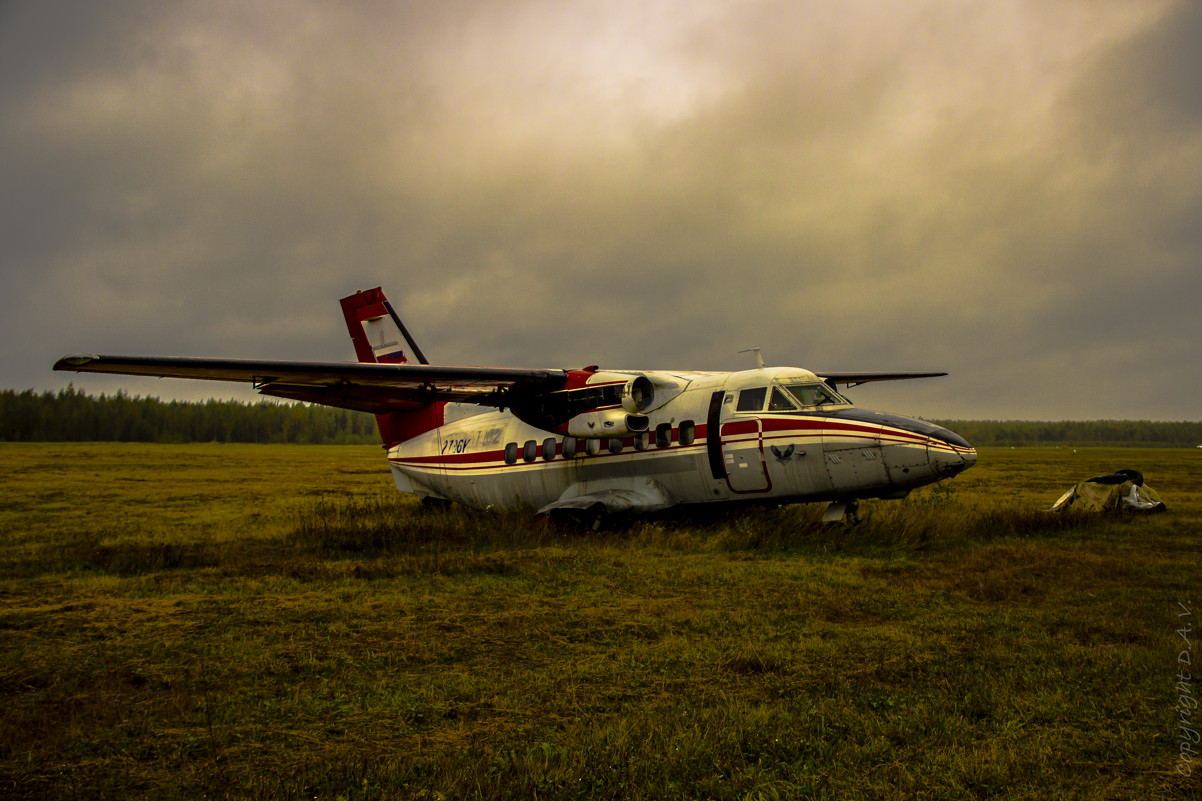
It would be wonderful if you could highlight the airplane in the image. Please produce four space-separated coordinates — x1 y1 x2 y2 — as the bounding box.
54 286 977 527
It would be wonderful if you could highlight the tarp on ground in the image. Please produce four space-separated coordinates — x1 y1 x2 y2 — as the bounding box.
1049 469 1166 513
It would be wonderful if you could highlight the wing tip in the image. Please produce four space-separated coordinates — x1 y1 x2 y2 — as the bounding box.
53 354 100 371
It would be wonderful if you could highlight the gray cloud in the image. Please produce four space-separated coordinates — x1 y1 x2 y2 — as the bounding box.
2 0 1198 419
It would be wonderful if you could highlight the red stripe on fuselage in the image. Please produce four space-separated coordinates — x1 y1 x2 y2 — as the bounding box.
721 420 759 436
761 417 929 445
388 417 935 473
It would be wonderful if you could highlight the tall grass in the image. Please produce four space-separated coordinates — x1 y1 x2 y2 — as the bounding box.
289 493 562 554
287 481 1111 561
1 444 1197 800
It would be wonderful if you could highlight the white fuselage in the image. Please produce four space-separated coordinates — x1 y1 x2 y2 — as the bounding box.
385 367 976 512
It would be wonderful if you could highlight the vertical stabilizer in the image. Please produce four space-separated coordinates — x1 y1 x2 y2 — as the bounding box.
340 288 443 446
340 287 428 365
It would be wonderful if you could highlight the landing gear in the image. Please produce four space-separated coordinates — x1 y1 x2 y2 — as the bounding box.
540 502 608 532
587 503 607 532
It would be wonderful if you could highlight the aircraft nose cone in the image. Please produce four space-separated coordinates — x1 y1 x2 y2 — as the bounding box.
931 436 976 478
905 418 975 478
820 409 976 483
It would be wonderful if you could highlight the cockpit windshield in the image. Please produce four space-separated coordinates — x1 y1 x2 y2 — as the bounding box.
784 383 849 408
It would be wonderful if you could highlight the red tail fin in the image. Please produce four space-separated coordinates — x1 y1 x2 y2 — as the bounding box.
340 288 443 447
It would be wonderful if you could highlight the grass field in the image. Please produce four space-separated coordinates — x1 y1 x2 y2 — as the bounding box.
1 443 1198 799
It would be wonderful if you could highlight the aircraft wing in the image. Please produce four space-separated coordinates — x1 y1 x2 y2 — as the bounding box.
53 354 568 414
813 371 946 388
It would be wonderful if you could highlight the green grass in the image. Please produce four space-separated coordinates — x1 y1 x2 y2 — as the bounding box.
0 443 1198 799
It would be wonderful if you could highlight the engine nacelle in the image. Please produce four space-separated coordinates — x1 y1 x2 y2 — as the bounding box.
567 409 650 438
620 375 655 413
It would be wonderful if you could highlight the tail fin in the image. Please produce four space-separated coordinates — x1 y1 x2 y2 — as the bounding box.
340 287 428 366
340 287 443 446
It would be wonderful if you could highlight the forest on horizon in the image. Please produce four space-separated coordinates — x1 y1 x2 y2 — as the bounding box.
2 386 1201 447
1 386 378 445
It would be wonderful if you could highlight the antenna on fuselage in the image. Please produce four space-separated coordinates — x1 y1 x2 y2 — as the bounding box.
738 348 765 369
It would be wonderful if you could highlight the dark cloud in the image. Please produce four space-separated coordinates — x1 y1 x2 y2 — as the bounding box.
1 0 1198 418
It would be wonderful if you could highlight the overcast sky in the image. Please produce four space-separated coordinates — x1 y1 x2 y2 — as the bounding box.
2 0 1199 421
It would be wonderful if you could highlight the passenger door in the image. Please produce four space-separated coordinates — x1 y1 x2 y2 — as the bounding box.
720 385 772 494
722 417 771 493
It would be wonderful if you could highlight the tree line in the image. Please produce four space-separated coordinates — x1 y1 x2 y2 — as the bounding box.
2 387 1199 446
1 386 379 444
933 419 1202 448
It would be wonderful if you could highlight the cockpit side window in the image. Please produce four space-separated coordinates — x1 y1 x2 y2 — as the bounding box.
768 387 798 411
785 383 848 408
736 387 767 412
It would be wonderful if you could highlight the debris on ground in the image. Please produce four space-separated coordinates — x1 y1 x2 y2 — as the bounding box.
1049 468 1166 513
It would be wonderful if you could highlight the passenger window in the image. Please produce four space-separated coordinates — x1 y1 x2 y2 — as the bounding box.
737 387 767 412
542 437 557 461
585 438 600 456
608 438 623 454
504 442 518 464
769 387 798 411
679 420 695 446
523 440 538 462
655 423 672 448
562 436 578 459
633 432 648 451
